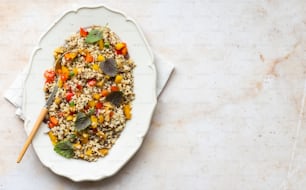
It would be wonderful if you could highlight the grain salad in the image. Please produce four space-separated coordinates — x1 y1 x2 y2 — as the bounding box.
43 25 135 161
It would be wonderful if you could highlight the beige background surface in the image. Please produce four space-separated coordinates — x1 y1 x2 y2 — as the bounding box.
1 0 306 189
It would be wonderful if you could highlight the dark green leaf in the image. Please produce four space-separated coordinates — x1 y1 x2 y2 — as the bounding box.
85 29 102 43
99 58 117 77
105 91 123 107
54 140 74 158
75 112 91 131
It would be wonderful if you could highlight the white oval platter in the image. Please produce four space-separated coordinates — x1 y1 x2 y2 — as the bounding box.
22 5 157 181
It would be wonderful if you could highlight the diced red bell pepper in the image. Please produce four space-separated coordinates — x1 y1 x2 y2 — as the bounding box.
111 85 119 92
115 42 128 56
110 111 114 118
76 84 83 91
44 70 56 83
96 102 103 109
87 79 97 87
80 27 88 37
66 92 74 102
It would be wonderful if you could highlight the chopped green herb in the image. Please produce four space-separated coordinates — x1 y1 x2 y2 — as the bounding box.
69 71 75 78
69 101 75 107
88 108 95 115
68 134 77 142
104 41 110 48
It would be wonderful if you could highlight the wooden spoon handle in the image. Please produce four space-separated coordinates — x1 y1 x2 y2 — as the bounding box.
16 107 48 163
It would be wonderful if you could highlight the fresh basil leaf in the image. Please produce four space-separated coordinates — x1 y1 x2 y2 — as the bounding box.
85 29 102 43
75 112 91 131
99 58 117 77
54 140 74 158
105 91 123 107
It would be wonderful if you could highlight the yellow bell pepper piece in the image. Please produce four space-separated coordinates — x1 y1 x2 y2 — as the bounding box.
124 104 132 120
98 115 104 123
88 100 96 108
54 97 61 105
66 115 74 121
92 64 100 71
96 81 104 87
81 133 89 144
54 47 64 54
97 131 105 139
114 75 123 84
64 52 77 60
73 142 81 149
48 131 58 145
91 115 98 128
92 93 101 100
53 47 64 58
98 39 104 50
61 66 69 75
97 54 105 62
57 79 63 88
91 116 97 122
73 68 78 75
115 43 125 50
99 148 108 156
85 148 92 156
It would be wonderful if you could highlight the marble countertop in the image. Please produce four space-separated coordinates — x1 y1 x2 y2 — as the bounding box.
1 0 306 189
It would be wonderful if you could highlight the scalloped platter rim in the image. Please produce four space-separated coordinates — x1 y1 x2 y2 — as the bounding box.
22 5 157 181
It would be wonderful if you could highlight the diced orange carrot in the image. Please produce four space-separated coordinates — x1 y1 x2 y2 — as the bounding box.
121 47 128 56
64 52 77 60
48 122 56 128
101 89 109 97
85 53 93 63
49 116 59 126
